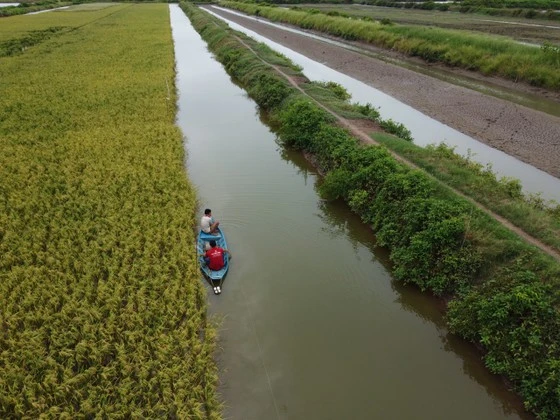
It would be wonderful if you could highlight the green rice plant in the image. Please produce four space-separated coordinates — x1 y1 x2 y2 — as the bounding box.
1 4 219 417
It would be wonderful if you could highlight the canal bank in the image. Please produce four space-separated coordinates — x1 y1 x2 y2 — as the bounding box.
170 4 531 419
203 5 560 201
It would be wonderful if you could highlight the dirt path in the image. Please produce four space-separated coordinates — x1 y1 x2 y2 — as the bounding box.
202 7 560 262
204 6 560 179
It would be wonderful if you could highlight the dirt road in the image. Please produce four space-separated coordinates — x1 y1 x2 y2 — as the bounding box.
203 5 560 179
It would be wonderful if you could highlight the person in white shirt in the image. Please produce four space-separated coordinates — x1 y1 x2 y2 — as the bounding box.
200 208 220 234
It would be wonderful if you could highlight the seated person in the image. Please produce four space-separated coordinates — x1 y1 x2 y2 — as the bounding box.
204 240 230 271
200 208 220 234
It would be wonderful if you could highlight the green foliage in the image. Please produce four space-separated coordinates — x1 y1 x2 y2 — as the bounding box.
248 72 291 109
309 124 359 171
448 263 560 417
320 168 355 200
278 98 331 149
497 176 523 199
378 118 413 142
314 81 352 101
373 139 560 252
525 8 538 17
354 102 381 120
0 0 71 17
388 200 480 295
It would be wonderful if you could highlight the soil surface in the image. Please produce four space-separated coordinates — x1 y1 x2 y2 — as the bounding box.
224 24 560 261
203 6 560 179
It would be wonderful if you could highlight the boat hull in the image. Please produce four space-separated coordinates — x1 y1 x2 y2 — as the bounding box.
197 227 229 284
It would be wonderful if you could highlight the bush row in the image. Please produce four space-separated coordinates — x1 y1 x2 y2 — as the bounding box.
371 138 560 253
182 2 560 417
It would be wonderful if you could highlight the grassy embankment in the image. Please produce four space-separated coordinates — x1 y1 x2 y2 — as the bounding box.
0 4 219 417
290 3 560 46
182 2 560 417
220 1 560 90
298 71 560 254
0 0 73 17
268 0 560 21
360 0 560 21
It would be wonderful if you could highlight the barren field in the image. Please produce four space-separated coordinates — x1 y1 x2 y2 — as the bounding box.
205 5 560 179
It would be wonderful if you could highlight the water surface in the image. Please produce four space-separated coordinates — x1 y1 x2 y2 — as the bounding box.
170 5 530 419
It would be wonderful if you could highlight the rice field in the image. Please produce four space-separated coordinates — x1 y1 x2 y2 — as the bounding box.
0 4 219 417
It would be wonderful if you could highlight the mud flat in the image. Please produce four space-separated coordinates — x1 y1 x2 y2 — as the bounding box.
204 5 560 181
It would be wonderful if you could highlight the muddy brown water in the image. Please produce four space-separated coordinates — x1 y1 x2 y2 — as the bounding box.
171 5 531 419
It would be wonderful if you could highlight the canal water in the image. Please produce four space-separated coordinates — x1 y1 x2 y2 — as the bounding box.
204 6 560 203
170 5 530 419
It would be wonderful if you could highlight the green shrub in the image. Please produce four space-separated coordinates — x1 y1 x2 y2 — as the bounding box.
315 81 351 101
311 125 358 171
248 73 290 109
278 98 331 149
354 102 381 120
379 118 413 141
448 263 560 417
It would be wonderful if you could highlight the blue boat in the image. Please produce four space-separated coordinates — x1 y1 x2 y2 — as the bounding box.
197 227 230 294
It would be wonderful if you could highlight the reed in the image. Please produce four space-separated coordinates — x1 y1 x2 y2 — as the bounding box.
222 1 560 90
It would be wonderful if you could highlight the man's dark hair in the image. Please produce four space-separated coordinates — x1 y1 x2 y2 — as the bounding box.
204 208 211 215
209 240 217 247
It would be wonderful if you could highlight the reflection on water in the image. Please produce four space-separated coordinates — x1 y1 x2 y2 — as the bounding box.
171 4 530 419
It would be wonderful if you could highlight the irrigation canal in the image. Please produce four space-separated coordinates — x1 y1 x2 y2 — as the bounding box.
170 5 530 419
204 5 560 203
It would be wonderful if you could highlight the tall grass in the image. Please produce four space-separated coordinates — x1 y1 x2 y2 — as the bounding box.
1 4 219 417
221 1 560 90
0 1 72 17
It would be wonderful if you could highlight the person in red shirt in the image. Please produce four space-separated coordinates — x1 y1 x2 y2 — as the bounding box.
204 240 230 271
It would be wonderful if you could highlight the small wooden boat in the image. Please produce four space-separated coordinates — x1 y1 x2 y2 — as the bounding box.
197 227 230 294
